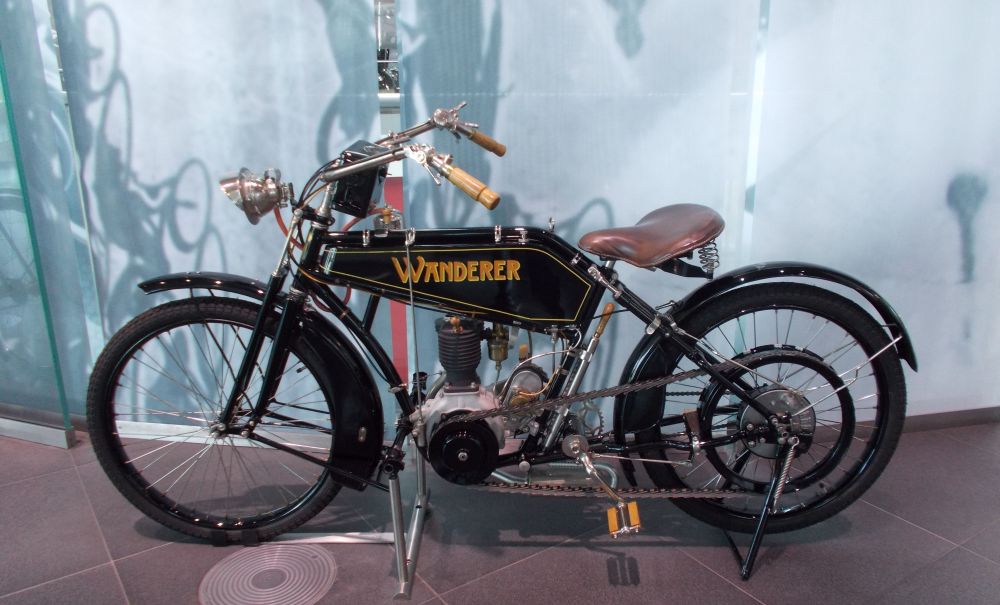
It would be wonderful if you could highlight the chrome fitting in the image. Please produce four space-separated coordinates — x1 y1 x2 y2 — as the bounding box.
586 265 623 298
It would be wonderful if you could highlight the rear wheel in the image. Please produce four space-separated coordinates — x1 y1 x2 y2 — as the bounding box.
631 283 906 533
87 297 343 542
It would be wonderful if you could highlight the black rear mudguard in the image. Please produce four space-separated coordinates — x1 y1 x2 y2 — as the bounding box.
614 261 916 438
138 271 385 490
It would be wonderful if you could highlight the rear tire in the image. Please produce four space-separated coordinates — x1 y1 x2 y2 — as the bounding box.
87 297 345 543
631 283 906 533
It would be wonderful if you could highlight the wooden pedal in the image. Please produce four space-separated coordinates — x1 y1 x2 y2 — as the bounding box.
607 500 641 537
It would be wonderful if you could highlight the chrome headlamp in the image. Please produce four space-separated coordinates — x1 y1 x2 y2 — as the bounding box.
218 167 294 224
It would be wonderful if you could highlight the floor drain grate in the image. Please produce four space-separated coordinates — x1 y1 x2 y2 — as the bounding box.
199 544 338 605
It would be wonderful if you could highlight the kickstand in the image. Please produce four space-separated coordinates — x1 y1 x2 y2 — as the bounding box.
723 439 797 580
387 440 430 600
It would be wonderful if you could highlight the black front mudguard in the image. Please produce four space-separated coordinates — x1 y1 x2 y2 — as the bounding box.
138 271 385 490
614 261 917 438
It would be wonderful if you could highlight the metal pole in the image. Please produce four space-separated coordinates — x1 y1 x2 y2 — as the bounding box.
388 473 409 597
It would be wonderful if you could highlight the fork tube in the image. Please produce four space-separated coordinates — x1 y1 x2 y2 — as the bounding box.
218 265 288 424
249 221 329 418
217 212 304 424
251 288 307 418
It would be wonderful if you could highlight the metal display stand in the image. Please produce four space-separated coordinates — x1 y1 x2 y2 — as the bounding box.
386 444 430 600
723 438 797 580
272 440 429 601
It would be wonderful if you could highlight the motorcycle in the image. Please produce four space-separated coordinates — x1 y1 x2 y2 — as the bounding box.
86 103 915 597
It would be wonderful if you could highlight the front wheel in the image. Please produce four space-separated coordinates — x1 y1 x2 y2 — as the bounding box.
87 297 348 543
630 283 906 534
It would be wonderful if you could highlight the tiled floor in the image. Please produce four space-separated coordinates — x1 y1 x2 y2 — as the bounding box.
2 424 999 604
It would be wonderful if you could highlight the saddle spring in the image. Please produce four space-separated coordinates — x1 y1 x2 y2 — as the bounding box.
697 240 720 273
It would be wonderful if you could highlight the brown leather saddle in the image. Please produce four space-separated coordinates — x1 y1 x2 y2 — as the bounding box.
578 203 724 269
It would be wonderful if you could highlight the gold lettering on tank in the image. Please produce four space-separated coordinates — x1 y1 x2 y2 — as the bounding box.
391 256 521 284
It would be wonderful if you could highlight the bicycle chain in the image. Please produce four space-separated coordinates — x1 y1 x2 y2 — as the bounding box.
472 481 746 499
437 349 788 430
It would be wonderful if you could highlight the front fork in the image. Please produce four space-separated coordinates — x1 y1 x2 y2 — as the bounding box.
216 209 316 432
213 266 304 432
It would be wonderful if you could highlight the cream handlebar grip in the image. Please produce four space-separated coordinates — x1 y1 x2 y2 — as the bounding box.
444 165 501 210
469 131 507 157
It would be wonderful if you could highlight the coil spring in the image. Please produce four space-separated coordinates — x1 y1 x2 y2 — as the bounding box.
697 240 720 273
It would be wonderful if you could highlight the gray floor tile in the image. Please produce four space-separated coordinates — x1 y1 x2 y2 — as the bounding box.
960 517 1000 564
75 458 200 560
680 500 955 605
0 565 125 605
114 540 435 605
285 500 382 536
876 547 1000 605
313 543 436 604
438 527 761 605
68 432 97 468
3 422 1000 604
298 461 632 596
0 468 110 595
386 479 617 595
862 429 1000 543
935 421 1000 457
0 438 73 486
114 541 242 605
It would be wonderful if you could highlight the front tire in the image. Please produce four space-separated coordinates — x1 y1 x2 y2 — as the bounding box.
629 283 906 534
87 297 346 543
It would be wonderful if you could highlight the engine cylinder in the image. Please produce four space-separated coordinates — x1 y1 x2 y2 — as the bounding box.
436 316 483 390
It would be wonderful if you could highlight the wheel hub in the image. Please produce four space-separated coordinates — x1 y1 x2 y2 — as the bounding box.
739 386 815 458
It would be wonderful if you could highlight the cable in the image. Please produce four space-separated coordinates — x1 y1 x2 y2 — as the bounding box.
273 207 304 250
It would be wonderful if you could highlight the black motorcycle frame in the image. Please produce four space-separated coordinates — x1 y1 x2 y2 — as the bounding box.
140 216 915 493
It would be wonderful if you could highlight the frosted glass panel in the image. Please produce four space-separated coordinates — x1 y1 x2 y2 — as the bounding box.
51 0 382 336
399 0 759 389
0 43 66 424
2 0 105 416
752 2 1000 414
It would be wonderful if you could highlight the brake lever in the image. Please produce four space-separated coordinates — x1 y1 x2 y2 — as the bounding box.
403 144 443 186
432 102 479 138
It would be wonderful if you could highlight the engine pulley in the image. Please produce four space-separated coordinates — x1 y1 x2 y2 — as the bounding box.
428 418 499 485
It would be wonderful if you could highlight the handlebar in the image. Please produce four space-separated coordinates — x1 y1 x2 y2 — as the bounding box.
317 102 503 209
440 164 501 210
468 131 506 157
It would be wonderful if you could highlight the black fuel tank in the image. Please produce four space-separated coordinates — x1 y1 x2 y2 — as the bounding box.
318 227 597 330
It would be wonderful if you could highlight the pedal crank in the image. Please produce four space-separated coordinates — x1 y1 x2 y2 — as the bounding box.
562 435 641 537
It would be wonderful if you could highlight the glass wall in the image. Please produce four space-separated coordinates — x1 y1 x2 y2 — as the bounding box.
749 2 1000 415
399 1 997 417
0 40 72 439
2 0 391 435
0 0 102 433
398 0 760 395
2 0 996 430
